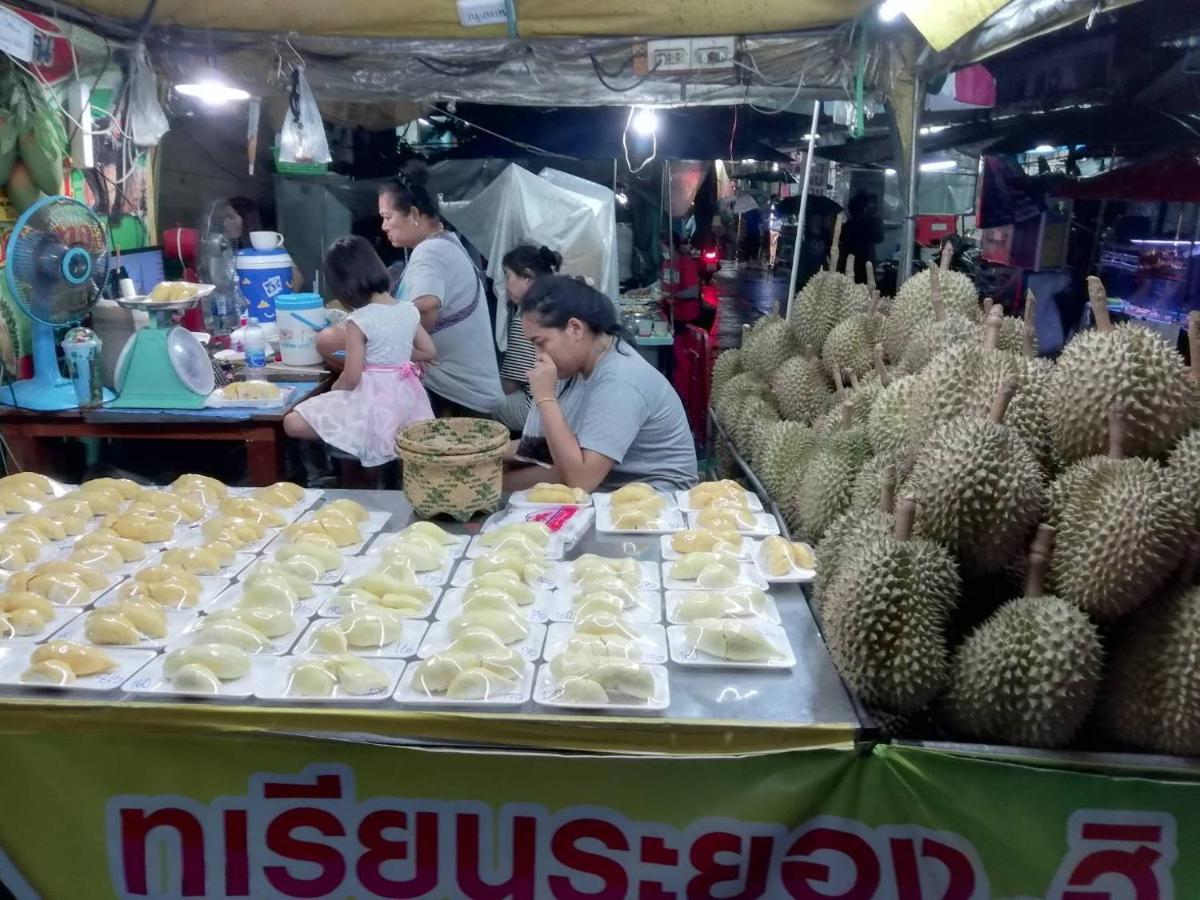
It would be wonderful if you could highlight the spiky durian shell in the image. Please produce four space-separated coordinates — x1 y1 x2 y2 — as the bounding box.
905 414 1044 575
729 393 778 456
715 440 738 479
868 375 918 459
823 532 960 714
789 270 868 354
787 428 872 541
822 314 882 380
882 268 980 362
711 349 743 397
1047 323 1196 464
994 315 1026 355
712 372 766 428
1098 585 1200 756
943 595 1102 748
757 421 819 498
1168 427 1200 529
743 312 798 378
1047 457 1191 620
770 355 833 424
849 452 911 515
812 504 894 610
898 315 981 375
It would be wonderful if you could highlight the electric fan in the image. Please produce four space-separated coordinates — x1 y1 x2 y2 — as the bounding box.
3 195 111 410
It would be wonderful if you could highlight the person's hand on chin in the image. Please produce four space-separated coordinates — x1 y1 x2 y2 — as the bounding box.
528 353 558 403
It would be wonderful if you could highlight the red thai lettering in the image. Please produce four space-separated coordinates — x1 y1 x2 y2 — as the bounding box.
781 827 881 900
687 831 772 899
1063 847 1163 900
923 838 977 900
224 809 250 896
890 838 921 900
547 817 630 899
263 808 347 898
456 813 538 900
119 807 207 897
357 810 439 898
890 837 978 900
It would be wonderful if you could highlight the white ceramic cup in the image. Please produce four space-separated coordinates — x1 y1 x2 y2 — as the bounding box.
249 231 285 250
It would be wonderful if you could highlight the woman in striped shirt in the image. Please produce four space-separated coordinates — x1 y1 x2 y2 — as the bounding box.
493 244 563 432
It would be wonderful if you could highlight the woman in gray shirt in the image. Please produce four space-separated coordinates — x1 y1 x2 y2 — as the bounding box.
503 275 698 492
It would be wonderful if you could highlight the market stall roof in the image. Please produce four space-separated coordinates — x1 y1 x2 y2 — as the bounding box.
1051 154 1200 204
60 0 872 37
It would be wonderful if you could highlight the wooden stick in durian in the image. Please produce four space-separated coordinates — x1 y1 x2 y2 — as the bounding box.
845 254 856 281
1188 311 1200 385
1087 276 1114 333
983 296 994 317
879 464 897 515
894 497 916 541
929 266 945 322
939 241 954 270
988 374 1020 424
866 260 877 296
873 343 890 387
982 305 1003 351
828 214 844 273
1023 289 1038 359
847 369 860 390
1025 524 1056 597
832 367 845 394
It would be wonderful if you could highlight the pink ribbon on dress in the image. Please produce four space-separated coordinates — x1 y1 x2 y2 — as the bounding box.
365 362 422 377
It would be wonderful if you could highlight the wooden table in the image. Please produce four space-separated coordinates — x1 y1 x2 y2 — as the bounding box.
0 380 327 486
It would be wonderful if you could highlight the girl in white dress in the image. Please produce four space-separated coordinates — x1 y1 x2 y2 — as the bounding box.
284 236 435 467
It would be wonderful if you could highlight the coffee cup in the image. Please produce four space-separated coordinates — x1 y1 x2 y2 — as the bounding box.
250 231 285 250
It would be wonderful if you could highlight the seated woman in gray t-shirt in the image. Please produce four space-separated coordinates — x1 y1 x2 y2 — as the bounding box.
503 275 698 493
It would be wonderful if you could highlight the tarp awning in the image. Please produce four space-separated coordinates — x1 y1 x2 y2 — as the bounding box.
66 0 870 37
1051 154 1200 204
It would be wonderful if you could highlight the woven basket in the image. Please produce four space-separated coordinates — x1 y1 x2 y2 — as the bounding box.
395 417 510 521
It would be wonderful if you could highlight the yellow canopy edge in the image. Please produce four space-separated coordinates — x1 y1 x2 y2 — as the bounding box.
67 0 871 37
900 0 1008 52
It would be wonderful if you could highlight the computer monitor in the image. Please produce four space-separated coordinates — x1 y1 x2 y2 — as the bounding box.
114 246 166 296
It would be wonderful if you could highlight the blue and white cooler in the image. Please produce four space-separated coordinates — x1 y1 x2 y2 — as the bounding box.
235 248 295 323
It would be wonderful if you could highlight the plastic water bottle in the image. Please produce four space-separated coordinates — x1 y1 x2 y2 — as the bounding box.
244 317 268 380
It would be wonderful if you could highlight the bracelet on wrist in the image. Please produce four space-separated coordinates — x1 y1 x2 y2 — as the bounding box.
535 396 557 406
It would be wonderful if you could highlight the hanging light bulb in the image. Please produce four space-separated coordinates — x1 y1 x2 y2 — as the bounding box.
877 0 906 22
176 73 250 105
631 107 658 136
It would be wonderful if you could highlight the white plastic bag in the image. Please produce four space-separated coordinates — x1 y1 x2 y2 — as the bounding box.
279 68 331 164
127 44 169 147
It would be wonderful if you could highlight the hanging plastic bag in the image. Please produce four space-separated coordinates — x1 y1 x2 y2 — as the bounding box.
127 44 169 147
278 67 330 164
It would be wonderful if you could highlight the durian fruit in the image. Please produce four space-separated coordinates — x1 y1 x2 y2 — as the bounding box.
39 496 96 524
478 522 551 549
527 483 589 504
446 667 520 700
171 663 223 693
170 473 227 507
0 488 37 514
63 485 121 515
75 529 145 562
813 465 897 609
756 421 819 499
688 480 748 509
102 511 175 543
770 353 834 426
7 513 67 543
31 640 117 676
398 521 459 546
823 499 960 714
201 515 265 548
728 392 779 458
283 515 361 548
287 661 338 697
571 554 639 584
471 552 548 586
783 406 872 542
897 266 981 375
558 676 610 704
83 476 142 501
789 224 870 351
20 659 75 685
8 562 108 605
760 535 815 575
849 451 910 516
207 606 293 639
219 497 286 528
163 643 250 680
685 617 782 662
943 526 1103 749
0 472 54 498
0 534 40 571
906 376 1044 575
251 481 306 508
670 529 742 556
743 306 798 378
325 655 391 695
160 545 227 576
1047 276 1196 464
821 294 883 380
1098 552 1200 755
0 591 55 623
65 541 127 574
464 572 534 605
710 349 743 398
1047 409 1191 620
127 490 205 524
196 617 270 652
246 563 316 599
320 497 371 523
448 609 529 644
881 244 981 362
867 367 918 460
669 552 739 587
84 610 145 645
674 586 771 622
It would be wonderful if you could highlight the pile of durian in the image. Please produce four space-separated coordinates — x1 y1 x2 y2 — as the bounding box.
713 239 1200 756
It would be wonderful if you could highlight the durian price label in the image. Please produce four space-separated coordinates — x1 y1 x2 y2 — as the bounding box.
0 724 1194 899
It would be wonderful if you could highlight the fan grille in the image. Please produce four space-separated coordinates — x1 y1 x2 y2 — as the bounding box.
6 197 109 327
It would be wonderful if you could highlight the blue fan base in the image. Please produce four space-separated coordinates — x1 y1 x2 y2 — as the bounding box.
2 376 114 411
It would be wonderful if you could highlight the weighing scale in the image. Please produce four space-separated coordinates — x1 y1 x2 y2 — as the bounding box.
110 287 216 409
2 196 112 410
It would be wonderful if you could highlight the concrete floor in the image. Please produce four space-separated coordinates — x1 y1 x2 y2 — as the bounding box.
711 263 794 350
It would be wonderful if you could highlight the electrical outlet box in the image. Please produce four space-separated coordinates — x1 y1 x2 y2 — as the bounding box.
647 39 692 73
691 36 736 69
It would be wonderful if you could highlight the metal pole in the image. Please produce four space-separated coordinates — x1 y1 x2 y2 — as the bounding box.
898 75 923 286
785 100 821 320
